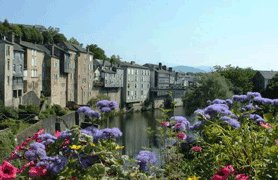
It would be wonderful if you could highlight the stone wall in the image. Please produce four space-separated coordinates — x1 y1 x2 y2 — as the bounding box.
22 91 41 107
16 112 85 144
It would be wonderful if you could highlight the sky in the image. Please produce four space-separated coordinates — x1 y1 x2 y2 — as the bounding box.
0 0 278 70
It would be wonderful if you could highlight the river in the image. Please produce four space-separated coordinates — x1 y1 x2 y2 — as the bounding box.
108 106 189 157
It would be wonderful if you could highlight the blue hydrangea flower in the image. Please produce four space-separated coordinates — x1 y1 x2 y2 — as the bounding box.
25 142 46 161
170 116 190 127
38 156 68 174
77 106 91 113
204 104 232 116
232 95 249 102
253 97 273 105
101 128 123 139
212 99 226 104
220 116 240 129
247 92 261 99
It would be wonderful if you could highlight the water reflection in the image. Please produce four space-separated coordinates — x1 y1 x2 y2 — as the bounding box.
109 107 188 157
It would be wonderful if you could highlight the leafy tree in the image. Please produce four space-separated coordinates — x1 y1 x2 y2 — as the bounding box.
183 73 233 115
110 54 121 64
262 73 278 98
214 65 256 94
42 30 53 44
87 44 107 60
68 37 80 45
53 33 67 44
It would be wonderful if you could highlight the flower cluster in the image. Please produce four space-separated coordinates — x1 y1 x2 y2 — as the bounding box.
77 106 100 118
96 100 118 113
136 150 157 172
81 126 122 141
212 165 249 180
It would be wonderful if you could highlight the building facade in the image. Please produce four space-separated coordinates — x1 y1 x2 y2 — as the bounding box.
0 39 14 106
121 61 150 106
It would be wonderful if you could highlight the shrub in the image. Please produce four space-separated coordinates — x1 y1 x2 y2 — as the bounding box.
52 104 67 116
0 128 15 163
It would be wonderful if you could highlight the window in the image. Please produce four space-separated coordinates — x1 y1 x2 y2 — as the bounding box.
141 84 143 88
135 84 137 88
18 90 22 97
128 83 130 88
13 90 17 98
141 90 144 95
127 91 130 96
7 59 10 70
90 55 93 62
13 64 16 72
32 58 36 67
7 76 10 85
6 46 10 56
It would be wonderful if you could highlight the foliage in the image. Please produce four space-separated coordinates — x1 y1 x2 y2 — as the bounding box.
110 54 121 64
263 73 278 99
18 105 40 116
68 37 80 45
87 94 110 108
183 72 233 115
51 104 68 117
87 44 107 60
0 119 30 134
160 92 278 179
0 128 15 163
0 105 18 119
214 65 256 94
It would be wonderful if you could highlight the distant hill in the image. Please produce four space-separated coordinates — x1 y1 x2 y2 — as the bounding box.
173 66 206 73
196 66 214 72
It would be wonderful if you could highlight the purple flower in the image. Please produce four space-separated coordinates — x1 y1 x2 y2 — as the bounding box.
109 101 118 110
170 116 190 127
25 142 46 161
77 106 91 113
212 99 226 105
254 97 273 105
194 109 204 115
204 104 232 116
38 156 67 174
242 103 255 111
85 110 100 118
189 121 203 130
136 150 157 171
101 128 122 139
38 133 57 145
80 155 96 168
59 130 72 139
220 116 240 129
273 99 278 106
247 92 261 99
232 95 249 102
100 107 112 113
81 126 103 140
96 100 111 108
225 99 233 106
249 114 265 124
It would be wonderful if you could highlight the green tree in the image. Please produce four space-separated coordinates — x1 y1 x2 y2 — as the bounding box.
42 30 53 44
214 65 256 94
68 37 80 45
110 54 121 64
53 33 67 44
183 73 233 115
263 73 278 98
87 44 107 60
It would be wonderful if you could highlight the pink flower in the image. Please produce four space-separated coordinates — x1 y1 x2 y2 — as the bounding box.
160 121 170 127
176 132 187 140
211 174 224 180
54 130 61 138
236 174 249 180
28 166 47 177
212 165 235 180
0 160 18 179
259 122 272 129
191 146 202 152
17 161 34 174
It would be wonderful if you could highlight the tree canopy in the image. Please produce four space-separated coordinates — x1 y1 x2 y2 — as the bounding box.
262 73 278 98
87 44 107 60
183 73 233 115
214 65 256 94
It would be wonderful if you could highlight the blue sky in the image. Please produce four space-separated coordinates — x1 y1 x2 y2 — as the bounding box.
0 0 278 70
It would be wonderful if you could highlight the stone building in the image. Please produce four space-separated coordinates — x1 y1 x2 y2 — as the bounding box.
253 70 278 92
92 59 123 104
0 38 14 106
120 61 150 108
12 43 25 107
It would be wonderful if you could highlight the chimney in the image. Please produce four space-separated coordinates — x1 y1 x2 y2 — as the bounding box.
169 67 172 72
15 36 22 44
162 65 167 70
7 32 15 43
130 61 135 65
158 62 162 69
51 45 55 56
